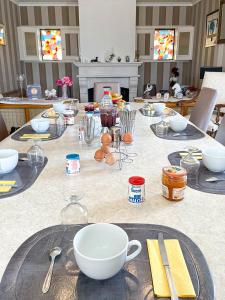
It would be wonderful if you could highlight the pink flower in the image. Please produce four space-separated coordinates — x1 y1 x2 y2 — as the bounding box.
56 79 63 86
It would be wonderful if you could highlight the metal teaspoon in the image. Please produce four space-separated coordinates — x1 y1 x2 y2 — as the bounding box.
42 247 62 294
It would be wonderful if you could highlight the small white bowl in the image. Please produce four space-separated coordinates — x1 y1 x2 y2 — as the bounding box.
152 103 166 114
31 118 50 133
202 147 225 172
0 149 18 174
169 116 188 132
53 103 66 113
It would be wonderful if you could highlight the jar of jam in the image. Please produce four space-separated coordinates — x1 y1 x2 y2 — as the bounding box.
63 110 75 125
162 166 187 201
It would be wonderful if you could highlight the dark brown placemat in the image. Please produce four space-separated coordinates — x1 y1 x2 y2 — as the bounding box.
150 124 205 140
0 223 214 300
168 151 225 195
11 124 66 141
0 153 48 199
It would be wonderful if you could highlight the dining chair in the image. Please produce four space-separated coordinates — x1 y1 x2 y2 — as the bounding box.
0 112 8 142
189 87 217 132
201 72 225 122
215 116 225 146
94 82 120 102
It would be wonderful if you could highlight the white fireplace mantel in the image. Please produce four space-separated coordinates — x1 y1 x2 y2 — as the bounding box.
74 62 142 102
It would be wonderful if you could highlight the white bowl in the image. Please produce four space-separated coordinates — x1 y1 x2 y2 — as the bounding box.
53 103 66 113
202 147 225 172
73 223 142 280
31 118 50 133
0 149 18 174
152 103 166 114
169 116 188 132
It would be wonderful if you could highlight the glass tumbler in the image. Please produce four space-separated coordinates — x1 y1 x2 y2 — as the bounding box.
61 195 88 225
180 146 200 176
27 140 45 168
82 115 95 145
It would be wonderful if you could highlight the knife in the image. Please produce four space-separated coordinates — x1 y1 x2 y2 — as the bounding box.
0 184 17 187
158 233 179 300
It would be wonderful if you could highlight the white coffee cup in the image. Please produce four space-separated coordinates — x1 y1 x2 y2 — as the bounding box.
73 223 142 280
153 103 166 114
169 115 188 132
53 103 66 113
0 149 18 174
31 118 50 133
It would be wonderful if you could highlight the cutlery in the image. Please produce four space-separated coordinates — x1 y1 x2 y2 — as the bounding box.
158 233 179 300
19 157 28 161
205 177 225 183
173 133 192 137
42 247 62 294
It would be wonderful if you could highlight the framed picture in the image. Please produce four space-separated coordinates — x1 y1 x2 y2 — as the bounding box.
218 0 225 44
40 29 62 61
153 29 175 61
205 10 219 47
0 24 6 46
27 84 42 100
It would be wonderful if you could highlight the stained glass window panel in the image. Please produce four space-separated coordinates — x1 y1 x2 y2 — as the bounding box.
0 25 6 46
153 29 175 61
40 29 62 61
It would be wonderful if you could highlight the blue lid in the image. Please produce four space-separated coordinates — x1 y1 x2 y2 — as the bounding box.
66 153 80 160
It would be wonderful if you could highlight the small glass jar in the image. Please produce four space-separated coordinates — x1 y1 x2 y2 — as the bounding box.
66 153 80 175
162 166 187 201
63 110 75 125
128 176 145 204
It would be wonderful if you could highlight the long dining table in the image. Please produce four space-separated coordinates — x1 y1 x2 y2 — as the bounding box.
0 103 224 298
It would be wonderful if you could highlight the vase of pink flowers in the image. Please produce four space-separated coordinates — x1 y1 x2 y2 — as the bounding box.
56 76 73 99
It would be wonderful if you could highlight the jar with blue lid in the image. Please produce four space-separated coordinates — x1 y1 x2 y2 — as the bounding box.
66 153 80 175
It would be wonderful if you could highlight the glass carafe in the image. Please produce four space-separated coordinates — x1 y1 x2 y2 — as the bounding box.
61 195 88 225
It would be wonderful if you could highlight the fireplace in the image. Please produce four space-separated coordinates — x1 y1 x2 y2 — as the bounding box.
74 62 142 103
88 87 129 102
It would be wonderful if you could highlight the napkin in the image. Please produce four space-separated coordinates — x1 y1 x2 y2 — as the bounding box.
147 239 196 298
20 134 50 139
0 180 16 193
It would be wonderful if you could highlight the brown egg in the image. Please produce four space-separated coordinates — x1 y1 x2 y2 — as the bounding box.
105 153 116 166
101 133 112 145
122 132 133 144
101 145 110 154
94 149 105 162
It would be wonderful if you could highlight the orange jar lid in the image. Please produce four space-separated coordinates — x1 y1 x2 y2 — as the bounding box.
163 166 187 178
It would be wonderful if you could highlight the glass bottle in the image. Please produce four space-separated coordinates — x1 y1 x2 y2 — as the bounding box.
61 195 88 225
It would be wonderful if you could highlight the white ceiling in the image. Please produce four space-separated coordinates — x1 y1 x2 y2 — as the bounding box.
10 0 202 6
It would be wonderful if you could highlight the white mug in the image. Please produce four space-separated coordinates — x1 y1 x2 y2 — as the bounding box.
73 223 142 280
0 149 18 174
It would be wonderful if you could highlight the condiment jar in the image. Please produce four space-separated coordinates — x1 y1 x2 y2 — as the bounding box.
66 153 80 175
162 166 187 201
63 110 75 125
128 176 145 204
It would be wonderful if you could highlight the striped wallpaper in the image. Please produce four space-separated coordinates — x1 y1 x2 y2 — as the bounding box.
0 0 21 93
1 1 225 98
191 0 225 88
19 5 80 98
136 5 194 95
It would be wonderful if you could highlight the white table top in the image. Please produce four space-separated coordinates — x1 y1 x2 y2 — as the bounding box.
0 103 224 297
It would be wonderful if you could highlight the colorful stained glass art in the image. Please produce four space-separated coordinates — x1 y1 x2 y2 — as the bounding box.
40 29 62 61
0 24 6 46
154 29 175 61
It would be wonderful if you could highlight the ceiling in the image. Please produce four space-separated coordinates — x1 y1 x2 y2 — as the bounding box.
10 0 202 6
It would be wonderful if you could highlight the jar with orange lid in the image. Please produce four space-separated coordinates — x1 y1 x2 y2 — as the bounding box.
162 166 187 201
